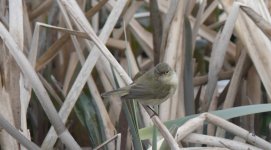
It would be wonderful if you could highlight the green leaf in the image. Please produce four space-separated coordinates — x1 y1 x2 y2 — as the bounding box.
110 64 143 150
159 125 178 150
74 93 102 147
139 104 271 140
122 101 144 150
183 15 195 115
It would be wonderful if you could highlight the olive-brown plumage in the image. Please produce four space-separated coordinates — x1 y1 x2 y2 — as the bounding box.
102 63 178 105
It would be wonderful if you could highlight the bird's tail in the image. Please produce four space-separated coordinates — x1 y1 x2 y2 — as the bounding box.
101 88 128 97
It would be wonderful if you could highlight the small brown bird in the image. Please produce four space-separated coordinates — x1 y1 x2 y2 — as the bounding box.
102 63 178 105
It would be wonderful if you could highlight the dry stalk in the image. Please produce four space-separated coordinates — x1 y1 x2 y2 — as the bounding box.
93 134 121 150
0 113 41 150
202 2 240 111
180 148 229 150
240 5 271 40
0 22 81 150
207 113 271 149
35 0 108 71
175 115 205 142
8 0 25 149
175 113 270 149
183 133 261 150
193 70 233 86
222 50 249 109
143 106 180 150
56 4 116 144
226 0 271 102
41 0 127 148
29 0 53 20
54 1 181 148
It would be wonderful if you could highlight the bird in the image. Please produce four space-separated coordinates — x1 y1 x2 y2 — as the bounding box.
101 63 178 105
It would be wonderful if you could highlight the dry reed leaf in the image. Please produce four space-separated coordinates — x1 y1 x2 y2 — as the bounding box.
125 43 139 77
0 22 80 149
33 22 93 70
85 0 108 18
22 1 33 49
246 66 261 134
0 0 5 14
20 22 41 148
93 133 121 150
202 3 240 111
124 42 153 127
239 86 254 136
96 64 123 127
190 16 236 61
230 1 271 102
106 38 126 50
90 0 99 32
58 1 116 148
62 52 78 95
0 89 18 149
216 49 250 138
72 18 122 150
29 0 53 20
129 19 154 60
58 0 179 148
172 1 194 120
192 0 206 52
36 23 90 39
102 71 122 125
247 66 261 105
36 0 108 71
9 1 24 49
35 34 70 71
0 110 40 150
38 73 63 105
8 0 24 132
159 0 179 62
186 0 197 15
241 5 271 40
150 0 162 64
28 24 40 67
41 0 127 148
31 25 82 76
0 1 8 27
208 19 226 29
61 0 129 84
222 50 250 109
0 17 8 28
160 0 186 120
92 47 121 125
200 0 219 24
113 1 144 39
193 70 233 86
104 1 144 86
9 2 29 149
145 0 169 13
86 74 117 148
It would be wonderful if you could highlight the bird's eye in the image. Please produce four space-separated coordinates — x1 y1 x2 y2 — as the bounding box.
164 71 169 74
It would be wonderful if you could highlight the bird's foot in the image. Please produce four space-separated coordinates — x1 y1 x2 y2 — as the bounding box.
147 105 158 117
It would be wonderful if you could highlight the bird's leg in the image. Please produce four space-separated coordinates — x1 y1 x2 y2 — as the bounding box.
147 105 158 117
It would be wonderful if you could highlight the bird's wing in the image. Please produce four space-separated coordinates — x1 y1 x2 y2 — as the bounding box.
123 84 157 99
101 86 129 97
